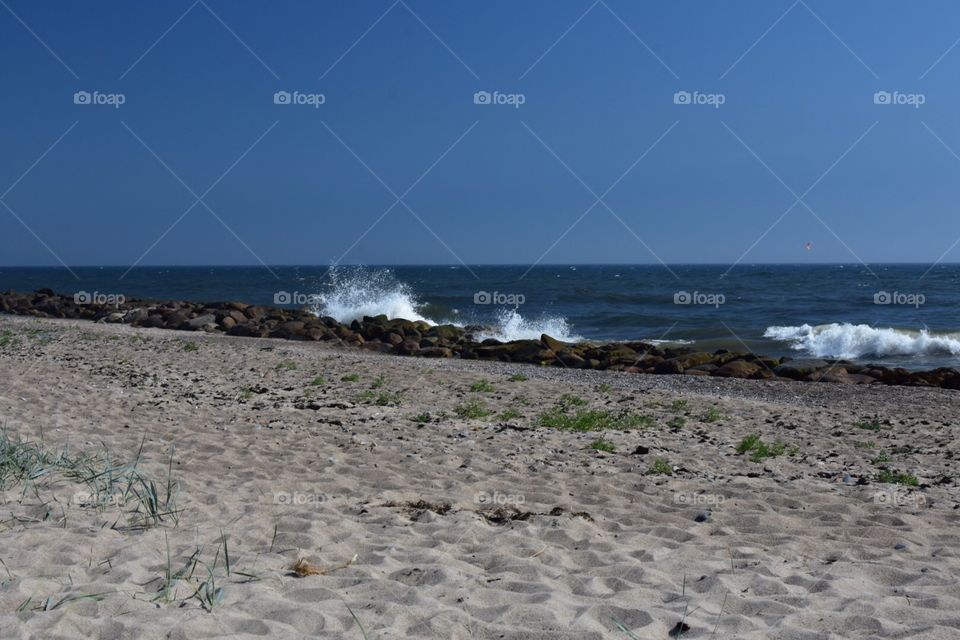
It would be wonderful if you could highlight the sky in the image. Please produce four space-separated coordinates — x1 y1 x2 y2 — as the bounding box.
1 0 960 268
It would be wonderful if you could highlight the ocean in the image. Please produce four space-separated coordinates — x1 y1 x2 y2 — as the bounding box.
2 264 959 370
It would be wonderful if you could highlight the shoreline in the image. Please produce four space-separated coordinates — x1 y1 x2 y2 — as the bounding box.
2 288 959 392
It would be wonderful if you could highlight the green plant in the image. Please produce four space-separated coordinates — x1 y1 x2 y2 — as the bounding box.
877 469 919 486
700 407 723 423
648 458 673 475
498 408 522 421
508 373 528 382
469 379 495 393
183 342 198 352
308 377 326 387
871 452 891 465
596 383 611 393
410 412 432 424
0 330 18 347
736 434 786 462
589 439 616 453
275 360 297 371
454 401 492 419
558 394 587 408
667 416 686 430
855 418 883 431
854 441 876 449
238 387 253 401
371 375 387 389
538 407 654 432
341 373 360 382
670 399 689 413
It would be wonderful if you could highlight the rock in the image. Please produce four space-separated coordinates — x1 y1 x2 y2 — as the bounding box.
632 445 650 455
540 333 566 352
386 332 404 346
694 510 711 523
123 308 148 324
419 347 453 358
219 316 237 331
184 314 216 330
555 350 586 368
713 360 762 378
774 359 831 380
654 359 684 375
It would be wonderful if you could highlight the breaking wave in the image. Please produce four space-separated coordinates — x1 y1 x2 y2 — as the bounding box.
310 268 433 324
763 323 960 359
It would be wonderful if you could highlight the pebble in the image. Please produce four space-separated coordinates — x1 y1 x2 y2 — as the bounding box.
694 510 711 523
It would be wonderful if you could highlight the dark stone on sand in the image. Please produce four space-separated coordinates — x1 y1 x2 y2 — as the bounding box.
713 360 762 378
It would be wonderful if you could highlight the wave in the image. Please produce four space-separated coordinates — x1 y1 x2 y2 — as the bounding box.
309 267 581 343
763 323 960 359
473 308 582 343
310 267 434 325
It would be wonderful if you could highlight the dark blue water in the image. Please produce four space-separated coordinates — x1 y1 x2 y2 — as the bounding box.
2 264 959 369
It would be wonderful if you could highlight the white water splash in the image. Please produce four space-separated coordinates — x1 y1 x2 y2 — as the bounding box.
763 323 960 359
473 308 582 343
310 268 433 325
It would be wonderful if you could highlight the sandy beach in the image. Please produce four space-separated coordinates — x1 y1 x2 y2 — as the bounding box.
0 314 958 639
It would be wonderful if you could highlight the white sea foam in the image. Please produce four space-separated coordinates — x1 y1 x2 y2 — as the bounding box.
763 323 960 359
311 267 582 342
310 268 433 325
473 308 582 343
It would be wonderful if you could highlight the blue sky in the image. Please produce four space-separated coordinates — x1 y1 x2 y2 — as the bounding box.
1 0 960 267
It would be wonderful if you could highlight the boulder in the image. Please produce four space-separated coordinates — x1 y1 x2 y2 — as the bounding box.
184 314 217 331
541 333 567 352
713 360 762 378
419 347 453 358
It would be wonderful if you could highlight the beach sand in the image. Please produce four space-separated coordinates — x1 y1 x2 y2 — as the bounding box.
0 314 958 639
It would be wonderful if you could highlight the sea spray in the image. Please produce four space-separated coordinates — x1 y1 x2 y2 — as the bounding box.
473 308 582 343
763 323 960 359
310 267 433 324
